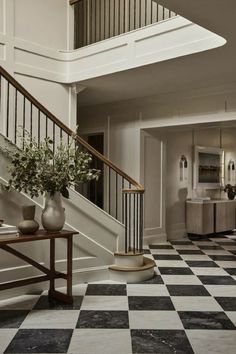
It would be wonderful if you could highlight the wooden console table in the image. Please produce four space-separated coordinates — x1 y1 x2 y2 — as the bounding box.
0 230 78 303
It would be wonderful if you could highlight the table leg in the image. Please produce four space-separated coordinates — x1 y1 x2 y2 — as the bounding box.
67 236 73 298
49 238 55 293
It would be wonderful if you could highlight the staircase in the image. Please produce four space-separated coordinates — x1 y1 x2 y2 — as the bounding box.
0 65 155 284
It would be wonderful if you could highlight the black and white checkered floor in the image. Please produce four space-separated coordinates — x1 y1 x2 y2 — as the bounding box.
1 235 236 354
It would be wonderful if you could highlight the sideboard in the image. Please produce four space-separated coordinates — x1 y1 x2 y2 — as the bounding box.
186 199 236 236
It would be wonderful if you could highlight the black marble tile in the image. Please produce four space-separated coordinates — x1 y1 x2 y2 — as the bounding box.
215 297 236 311
177 250 204 255
198 245 223 250
225 268 236 275
215 241 236 245
128 296 174 311
171 241 193 245
209 255 236 261
198 275 236 285
131 329 194 354
76 310 129 328
178 311 235 330
0 310 29 328
138 274 164 284
149 245 174 249
158 267 193 275
186 260 219 268
86 284 127 296
33 295 83 310
4 329 73 353
154 254 182 260
229 250 236 255
167 285 211 297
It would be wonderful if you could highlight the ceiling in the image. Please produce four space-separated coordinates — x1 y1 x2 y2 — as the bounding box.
79 0 236 107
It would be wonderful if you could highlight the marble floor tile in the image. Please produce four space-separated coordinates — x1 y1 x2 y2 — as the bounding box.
198 245 223 250
205 285 236 297
225 268 236 275
129 310 183 329
137 274 164 284
0 310 29 328
180 254 211 261
198 275 236 285
226 312 236 326
215 297 236 311
222 245 236 251
185 260 219 267
21 310 79 329
68 329 132 354
215 261 236 268
76 310 129 328
177 250 204 255
209 255 236 261
191 267 229 276
0 329 17 354
149 244 174 249
81 296 128 311
0 295 40 310
154 254 183 260
171 241 193 245
33 295 83 310
4 329 73 353
173 245 200 250
150 249 179 254
128 296 174 311
162 275 202 285
167 285 211 297
86 284 126 296
158 267 193 275
172 296 222 312
131 329 194 354
187 330 236 354
179 311 235 329
155 260 188 268
126 284 169 296
202 250 232 255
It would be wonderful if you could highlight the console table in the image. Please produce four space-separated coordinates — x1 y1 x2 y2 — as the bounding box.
186 199 236 236
0 230 78 303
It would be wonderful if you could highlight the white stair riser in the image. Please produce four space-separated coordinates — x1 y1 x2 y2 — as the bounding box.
115 254 144 268
109 267 155 283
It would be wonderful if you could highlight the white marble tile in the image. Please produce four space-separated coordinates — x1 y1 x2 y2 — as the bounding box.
127 284 169 296
68 329 132 354
0 295 40 310
205 285 236 297
222 245 236 250
210 238 233 242
172 296 222 311
20 310 79 329
150 249 178 255
180 254 211 261
173 245 199 250
192 241 218 246
215 261 236 268
155 260 188 267
81 296 128 310
187 330 236 354
225 312 236 326
202 249 232 255
191 267 229 276
129 310 183 329
0 329 17 354
161 275 202 285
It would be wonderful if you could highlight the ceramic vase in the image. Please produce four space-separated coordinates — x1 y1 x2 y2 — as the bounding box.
227 191 235 200
18 205 39 234
42 192 65 232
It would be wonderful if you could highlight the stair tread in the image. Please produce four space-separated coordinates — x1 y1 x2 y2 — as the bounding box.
109 257 155 272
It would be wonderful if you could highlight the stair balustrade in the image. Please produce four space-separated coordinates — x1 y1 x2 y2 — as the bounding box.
0 65 144 253
71 0 177 48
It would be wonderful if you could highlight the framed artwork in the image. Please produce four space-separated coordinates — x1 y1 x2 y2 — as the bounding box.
194 146 224 189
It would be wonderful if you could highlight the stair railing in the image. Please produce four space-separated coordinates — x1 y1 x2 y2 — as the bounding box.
71 0 177 48
0 65 144 253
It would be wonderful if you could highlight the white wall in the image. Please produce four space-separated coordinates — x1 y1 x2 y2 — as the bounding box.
79 83 236 243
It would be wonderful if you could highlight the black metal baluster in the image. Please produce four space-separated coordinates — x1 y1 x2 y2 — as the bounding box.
109 0 111 37
115 172 118 219
6 82 9 138
125 192 128 253
53 122 55 154
128 0 131 31
123 0 126 33
113 0 115 36
23 97 26 148
128 182 131 251
108 166 111 214
104 0 106 39
139 0 141 27
145 0 147 25
118 0 121 34
94 0 97 42
162 5 165 20
60 127 63 141
122 177 124 223
46 116 48 138
134 0 136 29
136 193 139 252
14 89 17 144
133 193 136 253
139 193 143 252
150 0 153 24
30 102 33 139
38 109 40 146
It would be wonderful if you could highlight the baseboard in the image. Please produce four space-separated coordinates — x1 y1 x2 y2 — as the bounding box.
0 266 109 301
143 233 167 245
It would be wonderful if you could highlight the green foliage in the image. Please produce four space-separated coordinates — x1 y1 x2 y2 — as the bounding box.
5 130 100 199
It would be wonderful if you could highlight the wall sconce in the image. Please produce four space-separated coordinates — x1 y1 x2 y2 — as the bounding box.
180 155 188 182
228 159 235 184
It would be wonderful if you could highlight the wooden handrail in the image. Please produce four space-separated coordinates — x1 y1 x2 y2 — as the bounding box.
0 65 144 192
70 0 79 5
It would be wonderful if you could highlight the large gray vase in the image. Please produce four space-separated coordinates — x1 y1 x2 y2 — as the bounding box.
18 205 39 234
42 192 65 232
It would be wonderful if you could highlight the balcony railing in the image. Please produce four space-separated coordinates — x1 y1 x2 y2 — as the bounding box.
72 0 177 48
